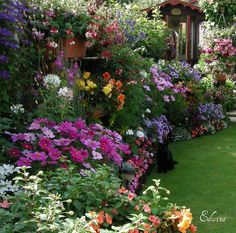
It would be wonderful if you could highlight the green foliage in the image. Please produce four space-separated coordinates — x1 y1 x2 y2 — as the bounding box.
44 164 122 217
199 0 236 27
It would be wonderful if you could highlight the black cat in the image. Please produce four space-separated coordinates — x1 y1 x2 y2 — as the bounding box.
156 143 178 173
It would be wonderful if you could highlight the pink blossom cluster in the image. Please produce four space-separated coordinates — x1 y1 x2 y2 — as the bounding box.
202 38 236 57
213 38 236 57
8 118 131 170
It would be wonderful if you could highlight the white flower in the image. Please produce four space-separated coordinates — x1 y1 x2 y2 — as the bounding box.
126 129 134 135
136 130 145 138
146 108 151 113
44 74 61 88
57 87 73 100
140 70 148 79
10 104 24 114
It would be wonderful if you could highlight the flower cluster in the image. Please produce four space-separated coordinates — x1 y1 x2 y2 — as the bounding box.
0 0 29 79
102 72 126 110
0 164 19 196
145 115 172 144
43 74 61 89
168 208 197 233
76 71 97 94
8 118 131 169
150 66 188 97
85 16 124 48
198 103 225 121
10 104 24 114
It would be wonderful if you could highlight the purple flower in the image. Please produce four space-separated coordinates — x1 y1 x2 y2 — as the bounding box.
17 157 31 167
41 127 55 138
54 138 72 146
48 148 62 161
0 28 13 36
163 95 170 102
0 70 10 79
81 139 100 150
31 152 47 161
143 85 151 91
0 54 8 63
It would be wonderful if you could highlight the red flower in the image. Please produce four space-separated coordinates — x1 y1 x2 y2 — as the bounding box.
105 213 112 224
119 186 128 194
129 229 139 233
128 192 136 202
50 27 58 33
101 50 112 60
8 148 21 157
189 224 197 233
97 211 104 225
148 215 161 228
103 72 111 80
22 143 33 150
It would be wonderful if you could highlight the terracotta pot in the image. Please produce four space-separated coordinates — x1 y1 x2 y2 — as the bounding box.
63 38 87 59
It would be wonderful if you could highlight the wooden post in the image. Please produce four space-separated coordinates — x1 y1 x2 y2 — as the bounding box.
186 15 191 62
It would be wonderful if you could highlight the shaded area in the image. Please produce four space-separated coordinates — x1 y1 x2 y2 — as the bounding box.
145 124 236 233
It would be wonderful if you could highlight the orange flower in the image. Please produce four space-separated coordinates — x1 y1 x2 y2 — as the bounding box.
105 213 113 225
189 224 197 233
128 192 136 202
109 78 116 85
97 211 104 225
119 186 128 194
118 94 125 102
90 222 100 232
143 223 151 233
177 208 193 233
116 80 123 89
103 72 111 80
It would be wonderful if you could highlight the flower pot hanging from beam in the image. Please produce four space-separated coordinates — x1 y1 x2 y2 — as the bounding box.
63 38 87 59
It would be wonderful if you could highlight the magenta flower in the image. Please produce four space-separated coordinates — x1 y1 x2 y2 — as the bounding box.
17 157 31 167
100 136 113 154
74 118 86 129
48 148 62 161
31 152 47 161
118 144 131 154
70 147 89 163
39 138 53 151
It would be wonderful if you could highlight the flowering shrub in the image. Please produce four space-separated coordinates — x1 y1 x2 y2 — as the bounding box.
7 118 131 170
145 115 172 144
198 103 225 121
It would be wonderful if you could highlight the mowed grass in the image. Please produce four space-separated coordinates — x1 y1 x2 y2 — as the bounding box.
145 124 236 233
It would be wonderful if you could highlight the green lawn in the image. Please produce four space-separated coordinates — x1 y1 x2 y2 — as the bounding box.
145 124 236 233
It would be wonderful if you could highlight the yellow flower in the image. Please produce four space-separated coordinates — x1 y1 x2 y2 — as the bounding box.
103 84 113 96
76 79 86 90
177 209 193 233
83 71 91 79
87 80 97 89
84 86 90 91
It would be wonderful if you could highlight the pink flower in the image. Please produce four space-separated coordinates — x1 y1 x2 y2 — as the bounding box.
143 204 151 213
74 118 86 129
92 151 103 160
54 138 72 146
41 127 55 138
0 200 10 209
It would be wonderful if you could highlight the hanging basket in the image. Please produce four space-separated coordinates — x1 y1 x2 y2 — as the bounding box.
63 38 87 59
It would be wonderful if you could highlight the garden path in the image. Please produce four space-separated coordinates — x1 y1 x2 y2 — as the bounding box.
145 124 236 233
